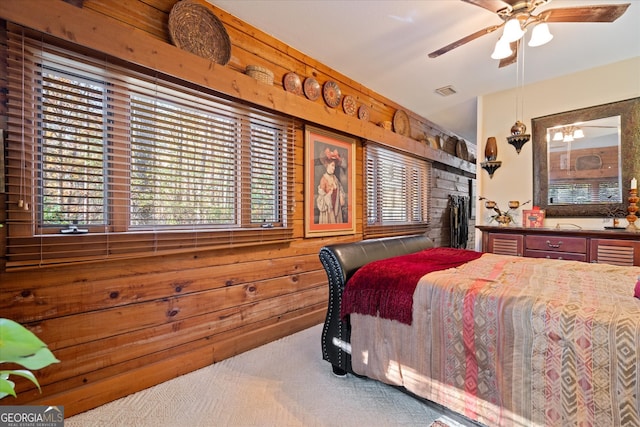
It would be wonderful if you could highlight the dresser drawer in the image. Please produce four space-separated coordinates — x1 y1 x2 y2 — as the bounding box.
524 249 587 262
590 239 640 266
478 226 640 266
525 235 587 254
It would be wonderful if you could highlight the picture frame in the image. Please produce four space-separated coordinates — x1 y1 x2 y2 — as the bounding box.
304 125 356 237
523 209 546 228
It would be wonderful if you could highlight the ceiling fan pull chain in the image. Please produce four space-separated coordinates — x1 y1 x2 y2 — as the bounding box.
520 41 526 121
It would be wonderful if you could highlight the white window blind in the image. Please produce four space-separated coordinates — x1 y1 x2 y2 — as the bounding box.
548 180 619 205
4 25 295 269
40 67 108 226
128 93 239 227
364 142 431 237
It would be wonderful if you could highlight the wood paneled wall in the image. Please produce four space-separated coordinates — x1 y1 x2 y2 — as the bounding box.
548 145 618 180
0 0 475 415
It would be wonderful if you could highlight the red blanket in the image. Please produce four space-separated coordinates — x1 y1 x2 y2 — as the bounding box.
341 247 483 325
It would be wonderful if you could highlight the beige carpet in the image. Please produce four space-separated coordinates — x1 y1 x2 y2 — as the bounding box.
66 324 473 427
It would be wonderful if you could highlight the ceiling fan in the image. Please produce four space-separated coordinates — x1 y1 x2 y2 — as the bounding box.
428 0 631 67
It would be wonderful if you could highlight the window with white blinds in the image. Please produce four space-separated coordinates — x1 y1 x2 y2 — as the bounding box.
4 25 295 268
364 142 431 237
549 180 620 205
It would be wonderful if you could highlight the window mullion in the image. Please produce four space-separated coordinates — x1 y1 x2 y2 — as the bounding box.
108 81 131 233
238 117 250 227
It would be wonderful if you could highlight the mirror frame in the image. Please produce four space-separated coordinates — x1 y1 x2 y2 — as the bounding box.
532 97 640 217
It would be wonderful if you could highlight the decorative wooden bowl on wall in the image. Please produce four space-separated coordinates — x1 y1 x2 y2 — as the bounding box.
168 0 231 65
392 110 410 137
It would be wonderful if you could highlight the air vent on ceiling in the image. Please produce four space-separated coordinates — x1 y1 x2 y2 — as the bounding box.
435 85 457 97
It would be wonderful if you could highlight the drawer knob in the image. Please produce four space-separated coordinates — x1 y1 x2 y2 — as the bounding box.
546 240 563 249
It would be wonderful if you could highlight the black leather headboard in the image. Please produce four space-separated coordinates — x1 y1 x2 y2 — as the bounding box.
319 234 435 375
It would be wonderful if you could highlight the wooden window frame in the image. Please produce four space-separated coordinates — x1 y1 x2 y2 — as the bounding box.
4 25 294 269
364 142 431 238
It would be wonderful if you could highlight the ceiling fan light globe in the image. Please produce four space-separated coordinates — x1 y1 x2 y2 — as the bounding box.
491 38 512 60
573 128 585 139
528 23 553 47
502 18 525 43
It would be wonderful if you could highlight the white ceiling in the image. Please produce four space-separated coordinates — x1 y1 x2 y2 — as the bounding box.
210 0 640 144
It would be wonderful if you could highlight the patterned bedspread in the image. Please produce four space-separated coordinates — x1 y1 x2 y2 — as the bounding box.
349 253 640 426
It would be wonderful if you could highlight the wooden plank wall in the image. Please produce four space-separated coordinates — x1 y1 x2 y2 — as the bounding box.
0 0 476 415
548 145 619 180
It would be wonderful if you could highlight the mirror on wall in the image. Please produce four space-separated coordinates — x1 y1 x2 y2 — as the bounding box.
546 115 622 205
532 97 640 217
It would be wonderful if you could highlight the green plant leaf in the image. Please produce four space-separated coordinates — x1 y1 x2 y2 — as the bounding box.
0 369 41 390
0 319 59 401
0 319 60 369
14 347 60 370
0 375 17 399
0 318 46 360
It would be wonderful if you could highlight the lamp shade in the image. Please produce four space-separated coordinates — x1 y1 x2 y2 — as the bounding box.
502 18 525 43
491 37 512 59
552 131 563 141
528 22 553 47
573 128 585 139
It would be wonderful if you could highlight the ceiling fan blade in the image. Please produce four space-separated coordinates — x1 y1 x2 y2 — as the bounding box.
540 4 630 23
498 41 519 68
462 0 513 14
428 24 502 58
463 0 551 15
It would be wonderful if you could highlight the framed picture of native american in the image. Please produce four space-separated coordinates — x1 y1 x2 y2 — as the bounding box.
304 125 356 237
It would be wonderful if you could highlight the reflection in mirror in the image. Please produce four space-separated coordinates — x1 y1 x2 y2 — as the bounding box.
546 115 621 206
532 97 640 218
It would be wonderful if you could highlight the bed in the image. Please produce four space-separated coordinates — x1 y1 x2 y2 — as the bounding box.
319 235 640 427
